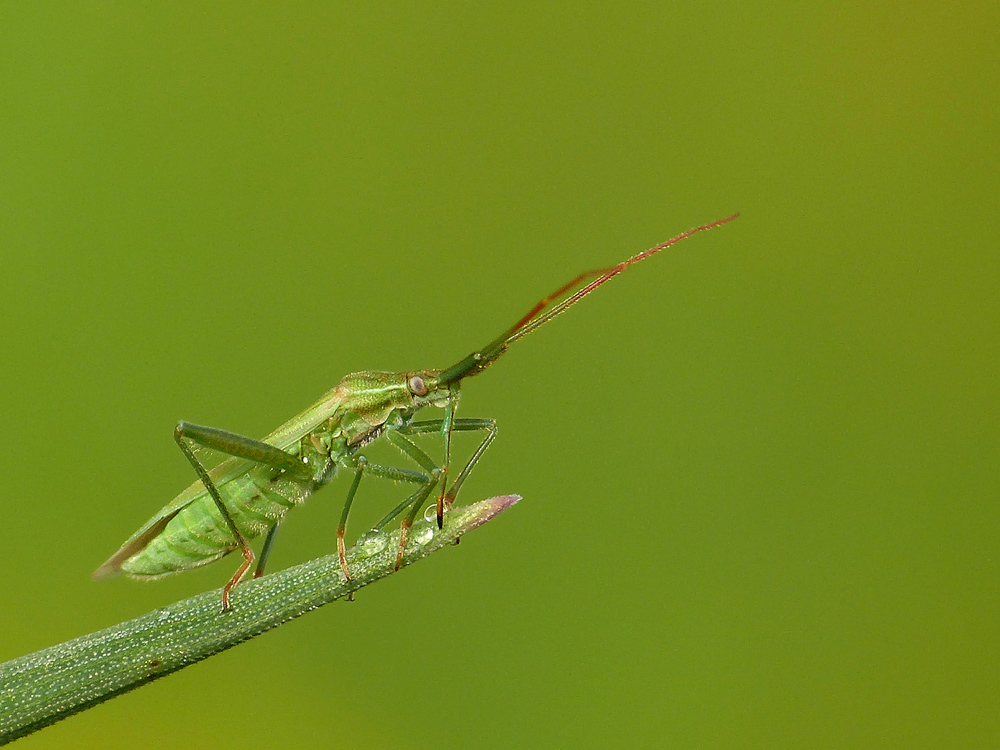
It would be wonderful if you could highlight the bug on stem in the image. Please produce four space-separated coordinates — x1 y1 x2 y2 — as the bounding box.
94 213 739 610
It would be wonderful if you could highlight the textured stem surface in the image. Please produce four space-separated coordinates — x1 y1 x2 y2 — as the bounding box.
0 495 519 744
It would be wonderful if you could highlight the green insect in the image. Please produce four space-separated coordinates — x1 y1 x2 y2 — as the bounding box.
94 214 738 610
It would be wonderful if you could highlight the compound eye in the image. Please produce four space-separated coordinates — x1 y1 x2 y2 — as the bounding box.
408 375 429 397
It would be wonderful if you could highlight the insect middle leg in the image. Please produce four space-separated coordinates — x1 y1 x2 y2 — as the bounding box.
335 450 439 580
335 429 444 572
174 421 310 611
368 468 443 572
254 522 281 579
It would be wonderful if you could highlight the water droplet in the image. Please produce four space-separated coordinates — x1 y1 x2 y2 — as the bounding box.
356 529 389 557
423 501 452 523
412 524 434 546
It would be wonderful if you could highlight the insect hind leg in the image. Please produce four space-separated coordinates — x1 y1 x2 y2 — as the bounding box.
174 421 304 611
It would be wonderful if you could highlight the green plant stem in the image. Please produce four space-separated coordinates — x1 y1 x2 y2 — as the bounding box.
0 495 519 744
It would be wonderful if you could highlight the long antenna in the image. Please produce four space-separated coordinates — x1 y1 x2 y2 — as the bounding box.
437 212 740 385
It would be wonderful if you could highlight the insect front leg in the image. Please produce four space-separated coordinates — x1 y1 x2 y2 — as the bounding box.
402 417 498 527
174 421 308 611
437 398 457 531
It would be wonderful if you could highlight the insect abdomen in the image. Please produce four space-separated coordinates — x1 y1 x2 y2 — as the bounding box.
120 469 314 578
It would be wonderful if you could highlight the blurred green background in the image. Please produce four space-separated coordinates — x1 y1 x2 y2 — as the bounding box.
1 3 997 748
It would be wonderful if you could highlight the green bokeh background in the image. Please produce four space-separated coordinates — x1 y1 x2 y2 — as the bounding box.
1 4 997 748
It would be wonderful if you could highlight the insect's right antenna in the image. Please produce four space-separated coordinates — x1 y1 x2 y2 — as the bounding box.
437 212 739 386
